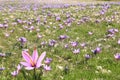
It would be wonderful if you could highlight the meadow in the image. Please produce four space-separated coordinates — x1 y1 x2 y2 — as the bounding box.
0 1 120 80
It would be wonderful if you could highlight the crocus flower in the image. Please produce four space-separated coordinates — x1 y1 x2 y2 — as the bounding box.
64 44 69 48
11 71 18 76
84 54 90 60
59 35 68 40
56 16 61 21
44 65 51 71
49 40 56 47
18 37 27 44
80 43 86 48
44 58 52 65
11 64 22 76
20 48 46 70
92 47 101 55
114 53 120 60
73 49 80 54
70 41 78 47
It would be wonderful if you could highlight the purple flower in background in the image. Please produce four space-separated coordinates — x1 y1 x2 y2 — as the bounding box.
28 26 35 31
11 71 18 76
18 37 27 44
80 43 86 48
59 24 64 29
73 49 80 54
41 41 47 46
84 54 90 60
64 44 69 48
49 40 56 46
108 28 115 34
108 28 118 34
11 64 22 76
44 65 51 71
70 41 78 47
0 53 6 57
56 16 61 21
92 47 101 55
114 53 120 60
0 67 5 71
44 58 52 65
20 48 46 70
59 35 68 40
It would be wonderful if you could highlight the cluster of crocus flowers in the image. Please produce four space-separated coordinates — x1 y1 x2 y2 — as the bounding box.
106 28 118 38
44 58 52 71
20 48 46 70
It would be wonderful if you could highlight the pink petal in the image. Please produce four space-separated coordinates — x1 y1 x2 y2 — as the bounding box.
22 51 33 64
25 67 34 70
36 51 46 68
32 47 38 64
20 62 31 67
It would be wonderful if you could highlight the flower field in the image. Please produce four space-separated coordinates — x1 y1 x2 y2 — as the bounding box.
0 1 120 80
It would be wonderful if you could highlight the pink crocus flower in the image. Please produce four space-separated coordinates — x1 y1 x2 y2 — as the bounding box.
20 48 46 70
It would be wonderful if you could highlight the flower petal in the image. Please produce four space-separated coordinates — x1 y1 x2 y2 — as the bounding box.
22 51 33 65
36 51 46 68
20 62 31 67
32 47 38 64
25 67 34 70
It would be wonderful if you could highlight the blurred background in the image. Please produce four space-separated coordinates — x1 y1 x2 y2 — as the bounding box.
0 0 119 4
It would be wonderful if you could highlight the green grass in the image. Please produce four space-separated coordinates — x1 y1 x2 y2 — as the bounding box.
0 2 120 80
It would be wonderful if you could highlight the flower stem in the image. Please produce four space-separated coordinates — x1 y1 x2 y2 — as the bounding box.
34 68 37 80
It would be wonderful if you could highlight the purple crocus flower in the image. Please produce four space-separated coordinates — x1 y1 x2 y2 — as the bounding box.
44 65 51 71
73 49 80 54
114 53 120 60
56 16 61 21
41 41 47 46
18 37 27 44
64 44 69 48
11 64 22 76
108 28 115 34
59 35 68 40
84 54 90 60
70 41 78 47
92 47 101 55
44 58 52 65
49 40 56 46
80 43 86 48
11 71 18 76
20 48 46 70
